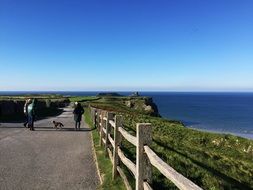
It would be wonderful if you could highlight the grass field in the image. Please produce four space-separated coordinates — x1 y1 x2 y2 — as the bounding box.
69 96 100 102
81 95 253 190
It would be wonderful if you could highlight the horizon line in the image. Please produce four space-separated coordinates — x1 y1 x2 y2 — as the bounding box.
1 90 253 93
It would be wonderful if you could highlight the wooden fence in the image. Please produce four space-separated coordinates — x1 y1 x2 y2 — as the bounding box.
90 107 203 190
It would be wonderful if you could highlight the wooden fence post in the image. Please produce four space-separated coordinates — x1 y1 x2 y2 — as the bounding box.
99 110 104 146
105 112 114 156
94 109 97 128
136 123 152 190
112 115 123 179
91 108 94 125
92 108 95 126
97 109 100 131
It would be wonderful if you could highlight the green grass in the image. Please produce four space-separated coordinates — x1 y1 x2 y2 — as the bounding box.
69 96 100 102
84 109 126 190
0 97 68 122
0 107 63 122
0 94 64 100
122 113 253 190
83 97 253 190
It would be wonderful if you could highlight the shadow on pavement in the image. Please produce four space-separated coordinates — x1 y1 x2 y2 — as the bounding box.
34 127 92 132
0 125 96 132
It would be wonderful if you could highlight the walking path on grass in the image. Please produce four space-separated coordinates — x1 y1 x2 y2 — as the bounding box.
0 107 100 190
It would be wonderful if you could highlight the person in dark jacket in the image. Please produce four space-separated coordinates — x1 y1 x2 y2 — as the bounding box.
73 102 84 131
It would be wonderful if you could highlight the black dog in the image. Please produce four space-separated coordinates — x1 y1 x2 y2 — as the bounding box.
52 121 64 129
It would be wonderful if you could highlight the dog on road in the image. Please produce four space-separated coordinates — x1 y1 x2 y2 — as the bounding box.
52 121 64 129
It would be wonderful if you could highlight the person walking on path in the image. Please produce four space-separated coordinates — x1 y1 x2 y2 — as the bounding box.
23 99 31 128
27 99 37 131
73 102 84 131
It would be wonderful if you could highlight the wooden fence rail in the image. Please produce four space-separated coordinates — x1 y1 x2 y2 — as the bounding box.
90 107 203 190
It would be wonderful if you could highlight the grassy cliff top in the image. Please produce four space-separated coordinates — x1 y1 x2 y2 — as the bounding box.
0 94 65 100
75 95 253 190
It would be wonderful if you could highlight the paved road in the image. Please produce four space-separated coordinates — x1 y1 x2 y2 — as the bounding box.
0 107 99 190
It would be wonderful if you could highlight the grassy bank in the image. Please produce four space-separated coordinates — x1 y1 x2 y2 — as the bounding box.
80 95 253 190
84 109 126 190
0 94 64 100
69 96 100 102
0 95 67 122
0 107 63 122
122 114 253 190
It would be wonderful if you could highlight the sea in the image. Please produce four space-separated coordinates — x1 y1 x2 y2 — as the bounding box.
1 91 253 139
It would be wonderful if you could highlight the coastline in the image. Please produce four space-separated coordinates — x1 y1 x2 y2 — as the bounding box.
187 126 253 140
1 91 253 141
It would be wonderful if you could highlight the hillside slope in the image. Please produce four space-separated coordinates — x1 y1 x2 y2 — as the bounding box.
82 95 253 190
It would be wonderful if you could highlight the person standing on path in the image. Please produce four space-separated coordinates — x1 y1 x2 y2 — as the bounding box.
23 99 31 127
27 99 37 131
73 102 84 131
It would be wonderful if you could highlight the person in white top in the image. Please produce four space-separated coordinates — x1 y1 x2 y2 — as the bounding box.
23 99 31 127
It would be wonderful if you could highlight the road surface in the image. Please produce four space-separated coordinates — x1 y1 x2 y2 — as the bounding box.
0 107 99 190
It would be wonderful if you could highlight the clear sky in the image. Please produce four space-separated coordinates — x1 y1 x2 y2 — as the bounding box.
0 0 252 91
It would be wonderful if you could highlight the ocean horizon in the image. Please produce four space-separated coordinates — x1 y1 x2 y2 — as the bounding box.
1 91 253 139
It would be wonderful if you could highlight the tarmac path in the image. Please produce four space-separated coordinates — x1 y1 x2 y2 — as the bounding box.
0 107 99 190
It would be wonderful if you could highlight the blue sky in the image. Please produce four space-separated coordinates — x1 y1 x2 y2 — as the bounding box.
0 0 252 91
